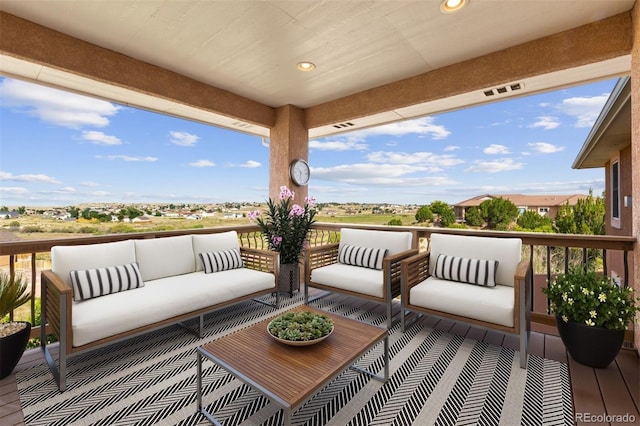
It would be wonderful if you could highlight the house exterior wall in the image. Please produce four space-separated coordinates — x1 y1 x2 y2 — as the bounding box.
605 146 635 289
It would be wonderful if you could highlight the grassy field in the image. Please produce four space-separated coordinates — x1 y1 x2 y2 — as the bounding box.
4 211 419 240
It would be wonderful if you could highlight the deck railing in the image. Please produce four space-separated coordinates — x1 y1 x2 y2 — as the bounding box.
0 223 636 342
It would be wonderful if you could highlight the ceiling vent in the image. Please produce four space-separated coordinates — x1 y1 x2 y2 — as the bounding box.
231 121 252 129
482 82 524 97
333 122 355 130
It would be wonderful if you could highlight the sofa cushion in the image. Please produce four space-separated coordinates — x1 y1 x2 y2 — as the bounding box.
70 262 144 301
52 240 137 287
192 231 241 272
433 254 498 287
338 244 388 270
311 263 384 298
199 248 243 273
134 235 196 281
428 234 521 287
71 268 275 347
409 276 514 327
339 228 412 255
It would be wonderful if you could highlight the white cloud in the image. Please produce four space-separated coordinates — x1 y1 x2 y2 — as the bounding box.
352 117 451 140
309 138 368 151
0 78 121 128
80 181 101 187
189 159 215 167
465 158 525 173
239 160 261 168
310 163 454 186
444 145 460 152
81 131 122 145
558 93 609 128
483 144 510 155
0 171 61 184
55 187 77 193
528 116 560 130
367 151 464 169
169 131 199 147
528 142 565 154
95 155 158 162
0 186 28 194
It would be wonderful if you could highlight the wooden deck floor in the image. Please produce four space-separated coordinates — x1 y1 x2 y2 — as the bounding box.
2 294 638 426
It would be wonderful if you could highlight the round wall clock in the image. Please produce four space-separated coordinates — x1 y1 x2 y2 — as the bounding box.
289 159 310 186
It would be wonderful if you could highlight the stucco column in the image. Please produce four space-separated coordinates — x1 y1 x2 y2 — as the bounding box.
630 2 640 353
269 105 309 205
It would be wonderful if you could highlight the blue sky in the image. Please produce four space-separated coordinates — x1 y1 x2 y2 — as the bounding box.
0 76 616 207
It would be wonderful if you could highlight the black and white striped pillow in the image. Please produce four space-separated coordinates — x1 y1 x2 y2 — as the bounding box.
199 248 243 274
338 244 388 270
433 254 498 287
70 262 144 302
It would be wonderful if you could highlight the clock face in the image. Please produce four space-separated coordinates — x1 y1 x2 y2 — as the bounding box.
290 159 310 186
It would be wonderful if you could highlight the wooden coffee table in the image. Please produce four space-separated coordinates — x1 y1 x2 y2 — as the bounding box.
196 305 389 425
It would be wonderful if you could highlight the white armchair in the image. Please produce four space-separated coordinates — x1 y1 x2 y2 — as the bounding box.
401 233 532 368
304 228 417 328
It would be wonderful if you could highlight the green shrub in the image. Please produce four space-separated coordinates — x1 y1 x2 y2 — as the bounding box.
21 226 44 233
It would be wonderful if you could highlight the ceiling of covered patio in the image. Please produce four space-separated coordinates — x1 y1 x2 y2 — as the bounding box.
0 0 635 138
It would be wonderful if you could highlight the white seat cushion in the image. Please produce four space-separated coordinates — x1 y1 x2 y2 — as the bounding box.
339 228 412 255
52 240 137 287
429 233 521 287
409 276 515 328
192 231 241 272
311 263 384 298
72 268 275 347
134 235 196 281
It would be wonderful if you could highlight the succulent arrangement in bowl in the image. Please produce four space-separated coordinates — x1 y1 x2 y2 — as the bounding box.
268 311 334 345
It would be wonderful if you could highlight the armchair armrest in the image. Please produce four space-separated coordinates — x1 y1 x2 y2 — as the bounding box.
240 247 279 274
383 248 419 301
400 252 431 302
41 270 73 352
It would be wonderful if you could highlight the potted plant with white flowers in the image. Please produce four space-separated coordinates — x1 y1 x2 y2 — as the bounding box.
542 265 639 368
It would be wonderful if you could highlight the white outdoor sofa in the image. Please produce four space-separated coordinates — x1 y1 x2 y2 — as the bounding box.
304 228 417 328
40 231 279 391
400 233 532 368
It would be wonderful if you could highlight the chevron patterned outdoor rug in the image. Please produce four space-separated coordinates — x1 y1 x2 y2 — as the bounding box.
17 294 572 425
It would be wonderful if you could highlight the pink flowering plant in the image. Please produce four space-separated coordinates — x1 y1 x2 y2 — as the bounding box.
542 265 639 330
248 186 317 264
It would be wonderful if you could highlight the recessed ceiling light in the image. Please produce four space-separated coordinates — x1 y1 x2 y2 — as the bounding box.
440 0 468 13
297 62 316 72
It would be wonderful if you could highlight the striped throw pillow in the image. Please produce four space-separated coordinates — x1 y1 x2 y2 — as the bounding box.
338 244 388 270
199 248 244 274
433 254 498 287
70 262 144 302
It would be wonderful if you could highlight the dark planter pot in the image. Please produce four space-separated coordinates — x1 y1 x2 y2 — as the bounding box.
278 263 300 297
555 315 624 368
0 321 31 379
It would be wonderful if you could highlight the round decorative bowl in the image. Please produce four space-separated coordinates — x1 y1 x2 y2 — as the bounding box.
267 311 334 346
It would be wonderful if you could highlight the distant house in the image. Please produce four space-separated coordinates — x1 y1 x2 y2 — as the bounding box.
573 76 633 287
453 194 589 222
0 211 19 219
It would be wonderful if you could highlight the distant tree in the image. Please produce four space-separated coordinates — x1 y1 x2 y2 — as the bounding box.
479 197 519 229
415 206 433 223
439 209 456 227
517 210 552 231
464 207 483 227
429 200 450 216
81 208 92 220
429 200 455 227
387 218 403 226
554 190 605 235
67 206 80 218
17 206 26 214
